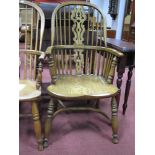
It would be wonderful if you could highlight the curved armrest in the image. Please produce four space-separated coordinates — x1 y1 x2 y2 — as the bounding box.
103 47 124 57
45 45 124 85
45 45 124 57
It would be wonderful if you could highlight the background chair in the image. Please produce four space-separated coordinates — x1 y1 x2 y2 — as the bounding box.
44 1 123 148
19 0 45 151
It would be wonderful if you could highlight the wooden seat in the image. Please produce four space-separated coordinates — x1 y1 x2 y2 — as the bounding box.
19 0 45 151
19 80 41 101
43 1 124 148
47 75 119 99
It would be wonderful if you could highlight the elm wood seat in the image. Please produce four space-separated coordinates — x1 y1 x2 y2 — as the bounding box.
43 1 124 148
19 80 41 101
19 1 45 151
47 75 119 99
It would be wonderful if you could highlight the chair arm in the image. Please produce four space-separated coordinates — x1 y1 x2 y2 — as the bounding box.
45 45 124 84
20 49 45 55
102 47 124 57
45 46 54 55
45 45 124 57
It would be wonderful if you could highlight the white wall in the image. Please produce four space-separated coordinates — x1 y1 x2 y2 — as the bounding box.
90 0 113 28
115 0 126 39
91 0 126 40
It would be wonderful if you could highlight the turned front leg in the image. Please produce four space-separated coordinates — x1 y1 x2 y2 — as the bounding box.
32 101 43 151
111 97 119 144
44 98 55 148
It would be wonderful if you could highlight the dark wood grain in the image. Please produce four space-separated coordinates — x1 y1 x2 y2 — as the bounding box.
106 38 135 115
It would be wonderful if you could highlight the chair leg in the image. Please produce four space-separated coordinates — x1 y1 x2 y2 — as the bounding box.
32 101 43 151
43 98 55 148
111 97 119 144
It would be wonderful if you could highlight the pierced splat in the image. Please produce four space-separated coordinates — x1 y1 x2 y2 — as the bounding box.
71 7 86 74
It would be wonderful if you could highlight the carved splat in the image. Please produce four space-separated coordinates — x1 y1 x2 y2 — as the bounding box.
71 7 86 74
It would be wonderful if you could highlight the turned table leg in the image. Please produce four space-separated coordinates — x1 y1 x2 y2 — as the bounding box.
116 56 126 108
32 101 43 151
122 65 134 115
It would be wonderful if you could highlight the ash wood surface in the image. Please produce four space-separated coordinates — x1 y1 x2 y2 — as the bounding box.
19 80 41 101
44 1 123 147
19 0 45 151
47 75 119 99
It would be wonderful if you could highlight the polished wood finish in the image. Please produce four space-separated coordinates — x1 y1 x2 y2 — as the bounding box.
37 2 103 51
111 97 118 143
19 0 45 151
44 98 56 148
32 101 43 150
47 75 119 99
19 80 41 101
44 2 123 147
107 29 116 38
116 56 125 108
105 38 135 115
123 65 134 115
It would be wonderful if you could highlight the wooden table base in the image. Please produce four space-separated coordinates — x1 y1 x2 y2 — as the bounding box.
123 65 134 115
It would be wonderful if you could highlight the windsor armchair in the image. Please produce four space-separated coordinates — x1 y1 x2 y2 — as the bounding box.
44 1 123 147
19 1 45 151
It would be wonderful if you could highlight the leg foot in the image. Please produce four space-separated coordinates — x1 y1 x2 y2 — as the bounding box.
43 138 48 148
44 98 55 148
38 140 44 151
112 134 119 144
32 101 43 151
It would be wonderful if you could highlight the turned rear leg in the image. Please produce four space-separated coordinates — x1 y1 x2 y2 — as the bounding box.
43 98 56 148
111 97 119 144
32 101 43 151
